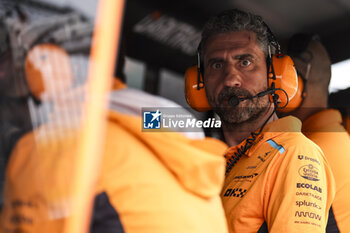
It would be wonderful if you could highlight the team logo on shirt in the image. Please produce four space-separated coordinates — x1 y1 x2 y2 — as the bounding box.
298 164 320 181
143 110 162 129
257 151 271 163
233 173 258 182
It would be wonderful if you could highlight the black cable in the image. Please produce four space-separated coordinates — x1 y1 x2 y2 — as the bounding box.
225 93 284 174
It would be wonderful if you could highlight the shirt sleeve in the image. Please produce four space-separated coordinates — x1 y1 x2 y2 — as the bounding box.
263 139 335 233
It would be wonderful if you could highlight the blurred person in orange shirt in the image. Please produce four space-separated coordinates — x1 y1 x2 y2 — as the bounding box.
1 9 229 233
286 33 350 233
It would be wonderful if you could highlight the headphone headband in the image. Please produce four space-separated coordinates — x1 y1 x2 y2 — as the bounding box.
262 21 281 56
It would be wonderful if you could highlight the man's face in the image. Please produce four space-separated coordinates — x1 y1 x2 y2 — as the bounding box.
203 30 269 124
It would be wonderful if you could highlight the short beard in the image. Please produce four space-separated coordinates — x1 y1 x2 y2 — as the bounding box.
209 87 269 125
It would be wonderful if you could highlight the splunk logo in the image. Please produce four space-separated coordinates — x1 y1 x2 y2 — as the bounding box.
296 200 321 210
296 183 322 193
295 211 322 221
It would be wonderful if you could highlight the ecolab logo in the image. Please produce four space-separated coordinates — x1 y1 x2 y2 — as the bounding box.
297 183 322 193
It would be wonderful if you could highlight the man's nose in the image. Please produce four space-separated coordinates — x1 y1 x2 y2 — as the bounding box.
224 64 242 87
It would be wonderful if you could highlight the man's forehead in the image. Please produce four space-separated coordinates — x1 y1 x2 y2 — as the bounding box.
207 31 256 45
203 31 262 58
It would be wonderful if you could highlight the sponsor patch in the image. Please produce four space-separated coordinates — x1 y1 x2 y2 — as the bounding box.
296 183 322 193
294 220 321 228
233 173 258 182
295 211 322 221
223 188 247 198
296 192 322 201
296 200 321 209
299 164 320 181
298 155 321 165
257 156 266 162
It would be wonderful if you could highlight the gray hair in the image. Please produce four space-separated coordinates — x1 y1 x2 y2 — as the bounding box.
200 9 274 58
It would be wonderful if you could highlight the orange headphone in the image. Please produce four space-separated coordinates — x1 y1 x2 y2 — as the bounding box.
279 33 322 113
185 32 302 112
25 43 74 101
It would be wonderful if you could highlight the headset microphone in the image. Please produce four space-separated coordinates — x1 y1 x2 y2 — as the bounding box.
228 88 277 107
228 95 241 107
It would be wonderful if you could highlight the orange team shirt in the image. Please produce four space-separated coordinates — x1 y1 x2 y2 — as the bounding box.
221 116 336 233
1 111 229 233
303 109 350 233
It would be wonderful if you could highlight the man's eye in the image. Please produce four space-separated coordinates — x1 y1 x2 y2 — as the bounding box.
212 62 223 70
240 60 251 67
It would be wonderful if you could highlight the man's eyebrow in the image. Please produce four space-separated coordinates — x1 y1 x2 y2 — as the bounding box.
234 54 254 60
205 53 255 65
206 57 225 64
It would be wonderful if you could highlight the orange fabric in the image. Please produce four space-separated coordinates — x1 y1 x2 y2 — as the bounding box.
302 109 350 232
111 78 126 90
1 130 79 233
95 112 229 233
345 116 350 134
1 111 229 233
222 116 335 233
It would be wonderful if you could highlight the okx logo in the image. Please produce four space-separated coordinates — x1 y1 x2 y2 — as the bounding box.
143 110 161 129
223 188 247 198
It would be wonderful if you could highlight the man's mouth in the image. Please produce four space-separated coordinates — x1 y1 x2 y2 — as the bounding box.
217 87 253 107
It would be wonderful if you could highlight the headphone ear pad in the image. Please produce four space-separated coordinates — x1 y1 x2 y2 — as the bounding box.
25 43 74 100
277 75 304 113
184 66 211 112
269 55 298 108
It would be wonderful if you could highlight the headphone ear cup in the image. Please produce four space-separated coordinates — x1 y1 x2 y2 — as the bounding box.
277 75 304 113
184 66 211 112
25 43 74 101
269 55 298 108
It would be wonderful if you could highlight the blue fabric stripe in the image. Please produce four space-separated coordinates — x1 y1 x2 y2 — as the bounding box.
267 139 285 154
